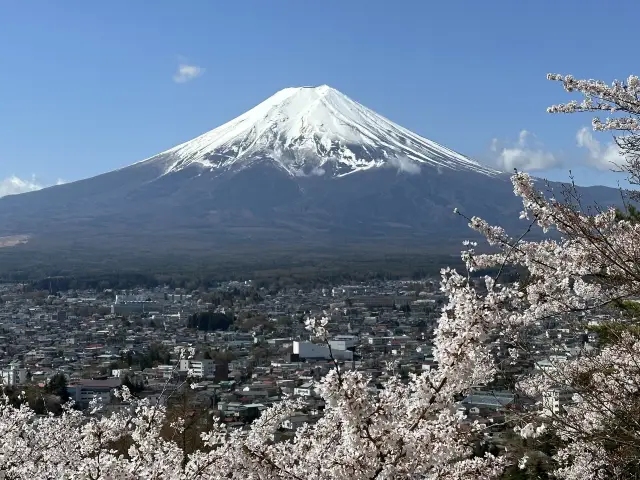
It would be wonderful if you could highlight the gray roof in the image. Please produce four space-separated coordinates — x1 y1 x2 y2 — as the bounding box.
462 393 514 408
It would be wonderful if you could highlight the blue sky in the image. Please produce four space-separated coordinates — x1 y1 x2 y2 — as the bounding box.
0 0 637 195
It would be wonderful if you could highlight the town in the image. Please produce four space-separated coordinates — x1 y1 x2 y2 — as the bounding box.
0 276 602 450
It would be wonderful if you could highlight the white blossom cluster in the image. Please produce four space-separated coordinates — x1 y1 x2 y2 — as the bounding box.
547 73 640 132
0 362 506 479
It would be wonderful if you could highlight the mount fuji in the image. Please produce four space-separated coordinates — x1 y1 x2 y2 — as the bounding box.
0 86 622 270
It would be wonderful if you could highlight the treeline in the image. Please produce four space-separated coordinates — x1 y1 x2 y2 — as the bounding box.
120 343 172 370
1 252 464 293
186 312 234 332
2 372 71 416
18 267 453 295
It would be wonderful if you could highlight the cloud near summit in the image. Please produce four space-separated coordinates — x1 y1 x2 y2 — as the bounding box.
387 156 422 174
0 176 65 198
491 130 560 172
489 128 628 174
576 127 624 170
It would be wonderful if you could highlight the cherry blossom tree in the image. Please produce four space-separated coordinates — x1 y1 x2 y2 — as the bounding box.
460 73 640 478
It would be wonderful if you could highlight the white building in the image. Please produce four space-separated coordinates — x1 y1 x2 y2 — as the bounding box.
293 381 315 397
535 356 568 373
0 364 27 386
329 335 358 350
156 364 175 379
115 294 145 304
179 359 216 378
293 342 353 361
542 388 574 415
68 378 121 409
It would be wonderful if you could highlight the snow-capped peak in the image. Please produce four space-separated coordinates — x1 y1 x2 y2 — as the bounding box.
147 85 499 178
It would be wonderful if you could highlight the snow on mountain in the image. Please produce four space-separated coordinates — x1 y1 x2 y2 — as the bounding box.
143 85 499 178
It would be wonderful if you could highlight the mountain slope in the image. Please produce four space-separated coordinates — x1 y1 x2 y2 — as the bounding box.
138 85 499 178
0 85 624 271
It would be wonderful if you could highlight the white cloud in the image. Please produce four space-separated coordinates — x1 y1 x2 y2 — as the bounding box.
492 130 560 172
0 175 65 198
498 149 558 172
173 63 204 83
388 156 422 174
0 175 43 198
576 127 624 170
518 130 529 147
